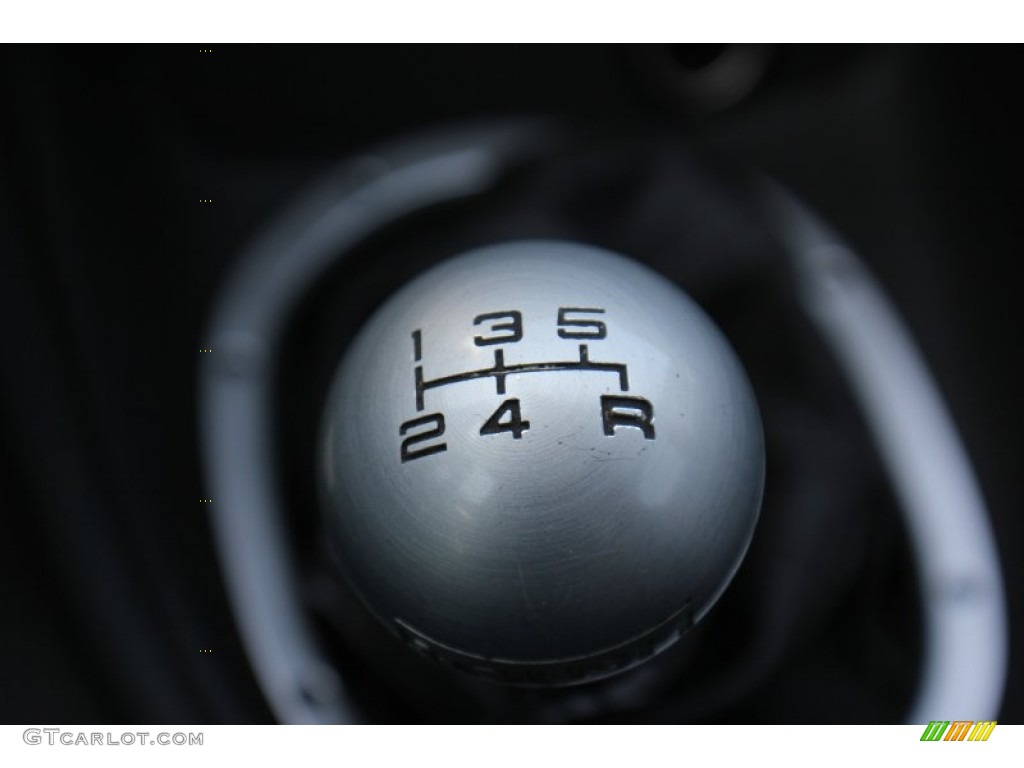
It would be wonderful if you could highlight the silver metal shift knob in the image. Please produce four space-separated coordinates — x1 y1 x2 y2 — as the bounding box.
319 241 764 685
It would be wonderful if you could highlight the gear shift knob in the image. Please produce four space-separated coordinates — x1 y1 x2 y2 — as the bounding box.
319 241 764 685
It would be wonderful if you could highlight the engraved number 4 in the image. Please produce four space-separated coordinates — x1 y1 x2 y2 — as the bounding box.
480 398 530 439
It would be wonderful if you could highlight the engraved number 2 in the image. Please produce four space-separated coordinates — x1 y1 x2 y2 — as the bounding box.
400 413 447 462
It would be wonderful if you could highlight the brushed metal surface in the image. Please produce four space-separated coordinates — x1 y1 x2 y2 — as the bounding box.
319 240 764 684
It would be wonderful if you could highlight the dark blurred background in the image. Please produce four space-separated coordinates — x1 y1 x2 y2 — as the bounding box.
0 44 1020 723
